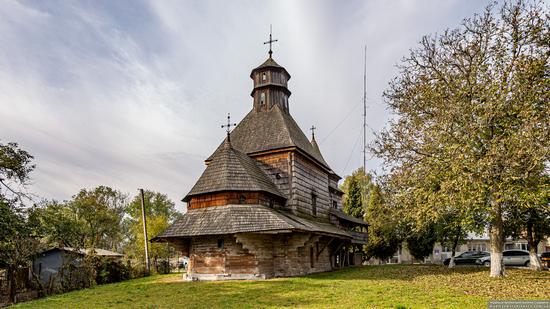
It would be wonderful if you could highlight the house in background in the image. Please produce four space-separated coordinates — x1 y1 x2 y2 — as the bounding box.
391 234 550 264
32 248 123 287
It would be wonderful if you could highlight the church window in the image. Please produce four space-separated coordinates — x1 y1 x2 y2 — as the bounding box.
332 201 337 209
311 193 317 216
239 195 246 204
260 92 265 105
217 239 224 249
262 72 267 81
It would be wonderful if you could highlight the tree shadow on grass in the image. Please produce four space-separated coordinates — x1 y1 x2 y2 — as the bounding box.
305 264 489 281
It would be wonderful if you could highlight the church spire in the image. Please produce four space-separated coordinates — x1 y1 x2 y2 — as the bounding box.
251 28 291 114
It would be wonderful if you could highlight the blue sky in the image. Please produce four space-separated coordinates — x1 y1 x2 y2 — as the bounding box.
0 0 495 211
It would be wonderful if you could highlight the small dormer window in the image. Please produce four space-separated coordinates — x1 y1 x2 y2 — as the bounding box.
262 72 267 81
260 92 265 105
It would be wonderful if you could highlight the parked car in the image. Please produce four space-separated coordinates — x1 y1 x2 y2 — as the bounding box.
540 252 550 269
476 250 530 267
443 251 489 266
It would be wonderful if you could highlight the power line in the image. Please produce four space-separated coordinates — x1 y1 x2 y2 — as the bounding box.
319 101 361 144
343 125 363 173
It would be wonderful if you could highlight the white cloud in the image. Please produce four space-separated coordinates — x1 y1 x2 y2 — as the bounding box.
0 0 493 212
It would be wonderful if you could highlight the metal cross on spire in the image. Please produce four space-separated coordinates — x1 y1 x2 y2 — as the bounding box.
263 24 278 58
221 113 237 141
309 125 317 140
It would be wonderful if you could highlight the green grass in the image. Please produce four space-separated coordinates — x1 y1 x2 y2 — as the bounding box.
13 265 550 308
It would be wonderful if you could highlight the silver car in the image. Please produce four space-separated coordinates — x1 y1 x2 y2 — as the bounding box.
476 250 531 267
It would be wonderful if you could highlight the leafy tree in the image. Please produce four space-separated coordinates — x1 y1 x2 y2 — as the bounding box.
71 186 127 251
341 168 371 219
363 182 401 261
32 187 127 251
0 142 34 200
124 190 178 272
0 142 40 302
406 224 438 261
435 210 469 268
29 200 82 248
373 1 549 277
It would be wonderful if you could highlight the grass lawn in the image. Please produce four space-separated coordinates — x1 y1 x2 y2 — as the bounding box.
13 265 550 308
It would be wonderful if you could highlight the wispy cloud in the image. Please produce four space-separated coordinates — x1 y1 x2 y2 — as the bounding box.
0 0 493 211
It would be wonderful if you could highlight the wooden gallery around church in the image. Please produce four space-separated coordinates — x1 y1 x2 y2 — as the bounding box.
154 45 369 280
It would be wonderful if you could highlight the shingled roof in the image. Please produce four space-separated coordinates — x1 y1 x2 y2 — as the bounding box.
154 204 352 239
207 105 332 170
329 208 369 226
184 139 285 202
250 57 290 79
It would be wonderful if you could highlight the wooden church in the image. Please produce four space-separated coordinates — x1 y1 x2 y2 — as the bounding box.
155 36 368 280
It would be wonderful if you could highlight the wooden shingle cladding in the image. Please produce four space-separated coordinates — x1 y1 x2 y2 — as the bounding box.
155 204 352 239
290 152 332 220
184 139 285 202
252 151 292 208
188 191 284 209
206 104 332 171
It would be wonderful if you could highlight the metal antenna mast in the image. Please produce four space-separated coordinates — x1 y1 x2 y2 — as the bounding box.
363 45 367 174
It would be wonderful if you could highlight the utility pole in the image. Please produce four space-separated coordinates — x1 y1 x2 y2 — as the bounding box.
363 45 367 174
140 188 150 275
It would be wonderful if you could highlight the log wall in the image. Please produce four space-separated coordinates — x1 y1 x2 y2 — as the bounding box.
187 233 335 279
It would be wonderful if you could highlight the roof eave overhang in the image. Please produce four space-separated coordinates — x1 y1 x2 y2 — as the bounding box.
250 84 292 96
329 210 369 227
183 189 287 203
250 66 291 80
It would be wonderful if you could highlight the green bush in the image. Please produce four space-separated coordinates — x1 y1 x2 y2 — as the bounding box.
94 258 130 284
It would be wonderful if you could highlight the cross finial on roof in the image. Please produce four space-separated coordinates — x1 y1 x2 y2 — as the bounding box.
263 24 278 58
310 125 317 141
221 113 237 142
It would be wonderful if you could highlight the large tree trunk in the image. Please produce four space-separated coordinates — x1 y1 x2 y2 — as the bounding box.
526 223 542 271
448 252 456 268
489 203 505 277
529 246 542 271
448 226 462 269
